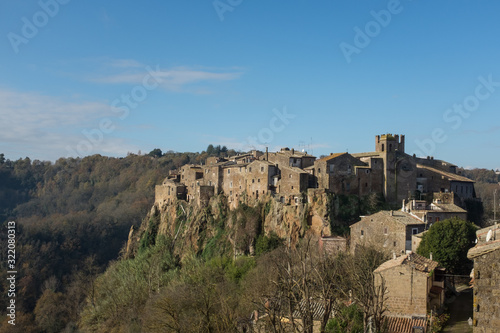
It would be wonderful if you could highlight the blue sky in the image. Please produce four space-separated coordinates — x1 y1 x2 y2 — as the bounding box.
1 0 499 170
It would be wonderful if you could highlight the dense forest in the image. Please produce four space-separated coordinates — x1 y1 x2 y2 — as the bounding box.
0 149 496 332
0 147 234 332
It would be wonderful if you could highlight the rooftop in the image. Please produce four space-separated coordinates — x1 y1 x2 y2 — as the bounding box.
385 316 427 333
430 203 467 213
468 239 500 259
358 210 426 226
317 152 347 162
375 252 440 273
417 164 474 183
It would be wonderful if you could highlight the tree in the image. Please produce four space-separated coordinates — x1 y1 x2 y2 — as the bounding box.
34 290 69 333
326 304 364 333
206 144 215 156
416 217 477 274
148 148 163 158
0 153 5 164
339 246 388 333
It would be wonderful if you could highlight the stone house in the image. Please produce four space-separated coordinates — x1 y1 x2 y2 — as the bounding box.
318 236 347 255
415 159 475 205
244 160 277 202
155 178 187 206
350 210 426 255
308 152 370 196
467 225 500 332
276 165 309 195
402 193 467 226
265 147 316 169
374 252 445 318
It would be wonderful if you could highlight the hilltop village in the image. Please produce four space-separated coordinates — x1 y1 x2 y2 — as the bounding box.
150 134 498 332
155 133 475 211
153 132 479 261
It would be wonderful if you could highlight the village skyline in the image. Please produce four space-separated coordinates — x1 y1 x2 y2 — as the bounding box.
1 1 500 170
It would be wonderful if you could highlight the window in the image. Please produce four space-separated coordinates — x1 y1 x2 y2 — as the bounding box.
389 144 392 152
289 174 292 178
436 217 440 222
228 169 230 174
230 181 233 188
239 167 242 172
412 228 418 235
382 144 385 152
365 182 368 187
261 167 264 172
361 230 364 236
428 216 433 222
384 227 388 235
230 191 232 195
318 168 321 173
393 241 397 247
249 167 252 172
252 179 255 183
258 179 260 183
291 186 294 190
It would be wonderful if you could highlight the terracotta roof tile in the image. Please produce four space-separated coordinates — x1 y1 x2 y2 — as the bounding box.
375 253 440 273
386 316 427 333
417 164 474 183
317 152 347 162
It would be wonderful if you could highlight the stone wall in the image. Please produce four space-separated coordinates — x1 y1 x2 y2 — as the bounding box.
472 247 500 332
375 264 429 317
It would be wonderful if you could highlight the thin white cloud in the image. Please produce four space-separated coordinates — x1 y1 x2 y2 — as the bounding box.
0 89 138 161
88 60 243 92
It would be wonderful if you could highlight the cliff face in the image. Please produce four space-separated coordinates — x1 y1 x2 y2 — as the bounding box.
125 189 334 259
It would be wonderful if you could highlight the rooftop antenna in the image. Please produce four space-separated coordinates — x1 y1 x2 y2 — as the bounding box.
494 189 497 224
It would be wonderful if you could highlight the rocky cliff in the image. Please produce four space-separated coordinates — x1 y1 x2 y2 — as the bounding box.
125 189 341 259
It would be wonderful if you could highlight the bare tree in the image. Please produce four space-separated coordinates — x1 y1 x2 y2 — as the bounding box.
339 246 388 333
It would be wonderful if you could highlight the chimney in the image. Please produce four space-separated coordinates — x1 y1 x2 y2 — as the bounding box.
390 210 393 216
291 148 295 155
265 147 268 161
392 252 397 260
430 252 433 261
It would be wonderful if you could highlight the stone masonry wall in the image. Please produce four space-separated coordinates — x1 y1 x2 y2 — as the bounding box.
473 249 500 332
377 264 429 317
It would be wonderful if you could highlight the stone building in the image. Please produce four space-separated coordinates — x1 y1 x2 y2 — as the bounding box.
265 147 316 169
350 210 426 255
353 134 417 204
415 158 475 205
402 193 467 226
154 134 476 216
467 225 500 332
155 178 186 206
318 236 347 255
307 152 372 196
374 252 445 318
